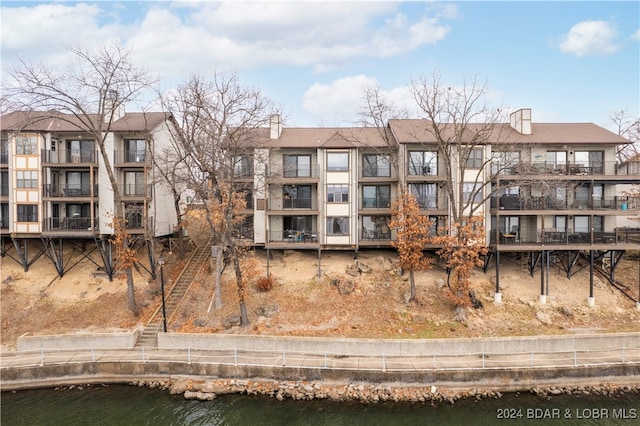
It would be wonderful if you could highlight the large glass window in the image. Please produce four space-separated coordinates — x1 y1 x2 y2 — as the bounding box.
362 154 390 177
16 170 38 188
125 203 144 229
327 185 349 203
66 171 90 195
573 216 602 234
408 151 437 176
233 155 253 177
363 185 391 208
327 152 348 171
283 185 311 209
284 216 313 233
409 183 437 209
17 204 38 222
1 136 8 164
125 139 146 163
0 171 8 196
283 155 311 177
362 216 391 240
16 135 37 155
463 182 482 203
125 171 145 196
0 203 8 228
575 151 603 173
327 217 349 235
67 140 94 163
491 151 520 175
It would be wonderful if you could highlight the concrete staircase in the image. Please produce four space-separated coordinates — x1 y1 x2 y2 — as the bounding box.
136 236 214 347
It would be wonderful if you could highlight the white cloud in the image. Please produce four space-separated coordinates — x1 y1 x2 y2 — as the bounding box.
1 2 454 84
302 75 417 125
632 29 640 41
557 20 619 57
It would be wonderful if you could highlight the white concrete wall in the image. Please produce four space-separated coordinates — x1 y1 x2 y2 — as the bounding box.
17 330 141 351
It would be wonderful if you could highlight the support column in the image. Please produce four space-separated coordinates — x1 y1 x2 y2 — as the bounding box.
13 238 28 272
317 248 322 278
266 248 270 277
494 250 502 304
539 250 546 304
147 239 157 280
588 250 595 307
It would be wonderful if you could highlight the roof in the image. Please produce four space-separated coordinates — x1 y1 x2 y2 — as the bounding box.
0 110 171 134
388 119 630 145
243 126 395 149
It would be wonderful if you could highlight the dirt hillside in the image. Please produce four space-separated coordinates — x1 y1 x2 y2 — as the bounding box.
2 240 638 351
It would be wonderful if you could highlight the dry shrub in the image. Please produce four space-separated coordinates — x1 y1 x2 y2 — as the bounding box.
255 276 275 292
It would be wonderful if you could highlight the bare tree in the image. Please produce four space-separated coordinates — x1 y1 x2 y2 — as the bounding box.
609 110 640 162
161 72 276 326
7 43 156 315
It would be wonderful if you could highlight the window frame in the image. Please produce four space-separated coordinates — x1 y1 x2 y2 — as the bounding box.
283 154 311 177
465 148 483 169
408 151 437 176
327 152 349 172
327 184 349 203
16 170 38 189
17 204 38 222
362 154 391 177
362 184 391 208
408 183 437 209
16 135 38 155
327 216 349 235
463 182 483 204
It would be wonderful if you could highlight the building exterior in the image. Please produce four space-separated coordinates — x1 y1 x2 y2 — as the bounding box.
0 110 178 279
233 111 640 300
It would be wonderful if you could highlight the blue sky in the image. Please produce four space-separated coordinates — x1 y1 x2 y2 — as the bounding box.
1 1 638 129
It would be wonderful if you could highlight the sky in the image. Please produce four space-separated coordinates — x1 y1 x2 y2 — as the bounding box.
1 1 639 130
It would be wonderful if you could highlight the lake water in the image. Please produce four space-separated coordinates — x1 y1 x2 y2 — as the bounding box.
2 385 638 425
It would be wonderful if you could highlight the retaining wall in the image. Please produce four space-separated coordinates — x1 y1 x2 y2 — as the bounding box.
158 332 640 356
16 329 141 352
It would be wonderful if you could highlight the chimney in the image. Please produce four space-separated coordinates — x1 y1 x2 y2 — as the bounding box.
104 90 125 123
509 108 532 135
270 114 282 139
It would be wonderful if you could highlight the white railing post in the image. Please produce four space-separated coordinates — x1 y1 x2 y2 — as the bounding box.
141 346 145 363
188 347 191 364
40 348 44 366
234 348 237 366
92 348 95 363
282 351 286 367
382 354 386 372
324 353 327 369
530 352 534 367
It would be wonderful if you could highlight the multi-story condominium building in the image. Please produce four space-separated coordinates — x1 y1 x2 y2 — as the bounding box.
0 110 178 279
234 111 640 302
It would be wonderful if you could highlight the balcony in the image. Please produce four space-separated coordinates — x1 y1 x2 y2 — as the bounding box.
43 216 98 233
268 229 318 244
41 149 97 165
492 161 636 178
267 197 317 212
361 197 394 209
114 150 150 166
491 195 639 212
119 184 153 199
489 227 640 247
360 228 391 241
266 164 320 181
43 184 98 198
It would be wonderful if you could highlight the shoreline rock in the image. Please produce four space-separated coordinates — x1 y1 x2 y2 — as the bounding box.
124 379 640 405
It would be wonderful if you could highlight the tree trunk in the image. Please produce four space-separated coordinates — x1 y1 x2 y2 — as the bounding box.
409 270 417 302
126 267 139 315
233 253 250 326
214 248 223 309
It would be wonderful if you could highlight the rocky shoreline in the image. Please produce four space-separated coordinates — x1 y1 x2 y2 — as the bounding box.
123 378 640 405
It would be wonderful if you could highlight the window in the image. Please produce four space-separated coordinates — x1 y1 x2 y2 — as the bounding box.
17 204 38 222
554 216 567 231
1 136 8 164
125 203 144 229
491 151 520 175
408 151 437 176
0 203 8 228
362 216 391 240
125 139 146 163
546 151 567 167
67 140 94 163
125 172 145 196
0 171 7 196
499 216 519 234
16 135 37 155
233 155 252 177
66 171 90 195
463 182 482 203
409 183 437 209
327 217 349 235
465 148 483 169
363 154 390 177
16 170 38 188
327 152 348 171
575 151 603 173
284 216 313 233
363 185 391 208
327 185 349 203
283 185 311 209
283 155 311 177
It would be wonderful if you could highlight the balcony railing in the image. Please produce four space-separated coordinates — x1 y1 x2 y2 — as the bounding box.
43 217 98 232
360 228 391 241
114 150 151 165
492 161 634 177
268 230 318 243
361 197 393 209
43 184 98 198
41 149 97 164
266 164 319 179
119 184 152 197
490 227 640 246
492 195 639 211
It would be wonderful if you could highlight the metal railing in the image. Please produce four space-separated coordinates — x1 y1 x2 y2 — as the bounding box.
2 344 638 372
492 195 639 211
41 149 98 164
